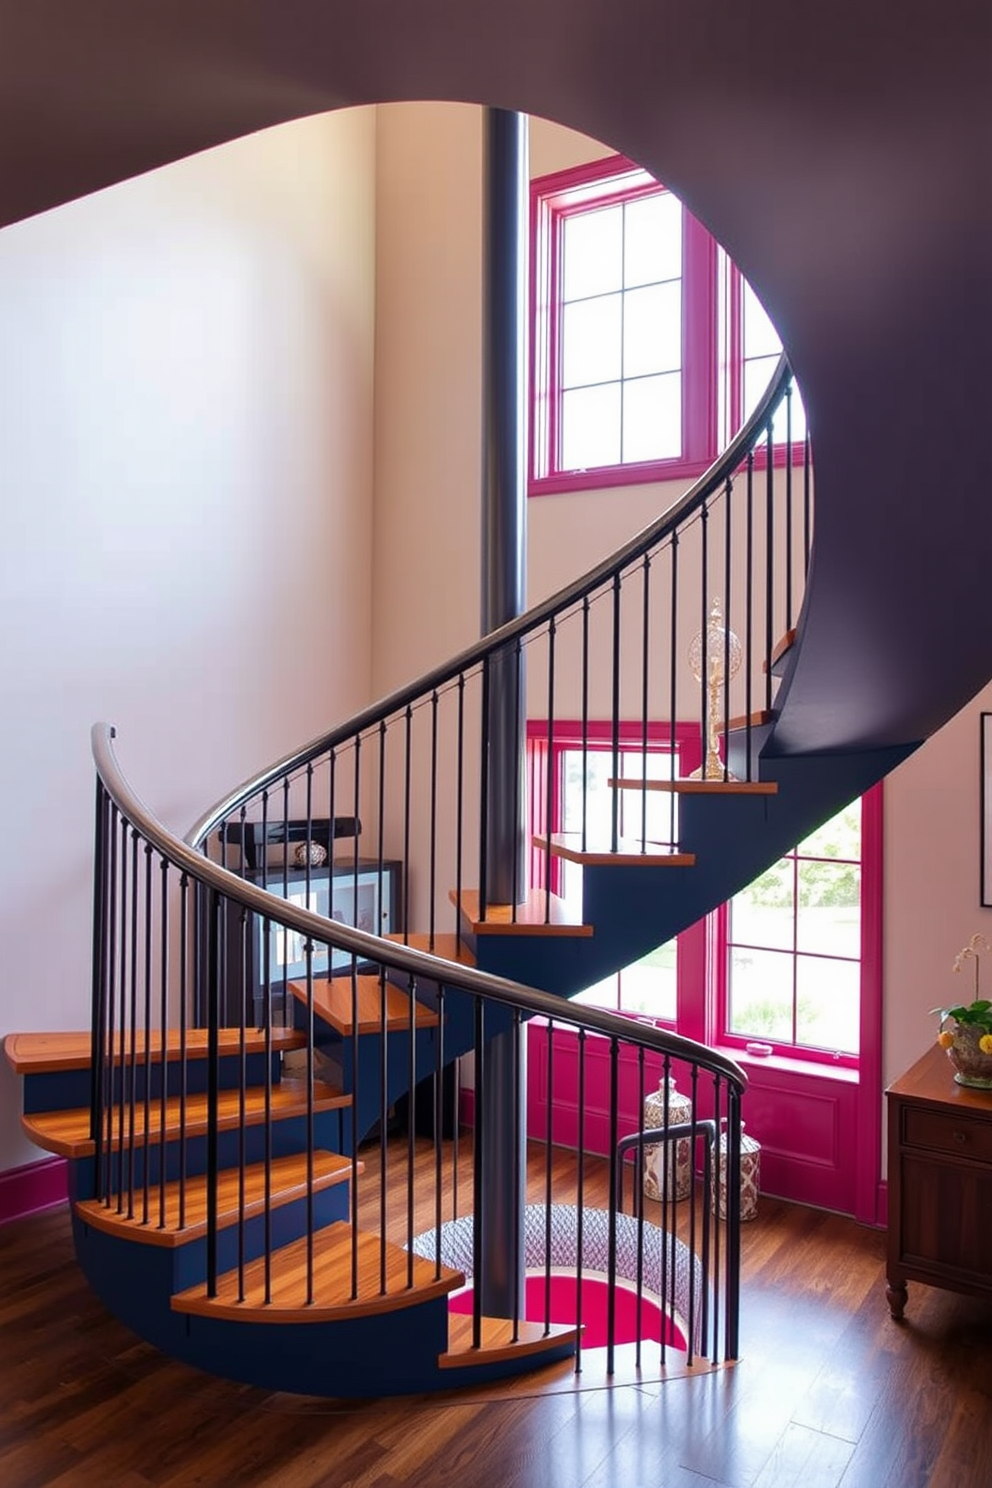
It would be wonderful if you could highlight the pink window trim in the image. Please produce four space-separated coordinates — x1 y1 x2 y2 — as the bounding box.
529 154 806 500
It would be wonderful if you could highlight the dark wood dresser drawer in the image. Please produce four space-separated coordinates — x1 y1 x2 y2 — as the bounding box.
903 1105 992 1163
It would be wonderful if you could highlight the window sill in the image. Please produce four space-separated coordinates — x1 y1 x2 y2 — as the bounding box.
716 1045 858 1085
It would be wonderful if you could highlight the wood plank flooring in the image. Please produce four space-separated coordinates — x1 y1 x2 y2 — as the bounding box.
3 1150 992 1486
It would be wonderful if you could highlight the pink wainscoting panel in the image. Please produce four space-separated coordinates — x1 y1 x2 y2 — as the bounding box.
0 1156 68 1224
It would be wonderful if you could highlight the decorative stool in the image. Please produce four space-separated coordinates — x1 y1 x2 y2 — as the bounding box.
642 1078 693 1201
713 1121 761 1221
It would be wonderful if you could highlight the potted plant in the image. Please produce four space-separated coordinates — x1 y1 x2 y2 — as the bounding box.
932 933 992 1089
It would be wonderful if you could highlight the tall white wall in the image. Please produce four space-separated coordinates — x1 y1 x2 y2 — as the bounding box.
0 110 378 1171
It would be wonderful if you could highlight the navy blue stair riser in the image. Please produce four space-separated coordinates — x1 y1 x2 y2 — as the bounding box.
82 1111 349 1194
478 745 915 997
72 1209 528 1397
21 1050 286 1116
75 1182 350 1293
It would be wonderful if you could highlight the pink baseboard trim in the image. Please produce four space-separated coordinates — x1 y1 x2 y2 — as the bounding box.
0 1156 68 1225
459 1087 475 1129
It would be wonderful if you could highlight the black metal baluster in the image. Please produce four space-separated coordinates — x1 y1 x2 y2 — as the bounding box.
575 1027 586 1374
407 973 417 1289
262 913 273 1306
610 575 621 854
479 656 491 923
745 452 755 781
725 1082 743 1360
432 982 445 1281
686 1064 699 1365
765 418 775 711
606 1036 620 1375
669 532 679 840
471 998 484 1351
205 887 221 1300
543 1017 554 1334
404 707 413 945
544 619 556 923
89 781 108 1176
126 827 139 1219
640 555 651 849
141 842 153 1227
699 501 710 776
511 1006 522 1344
178 873 189 1231
634 1045 646 1366
455 675 465 957
305 936 315 1308
785 380 794 628
723 476 733 781
158 857 169 1230
102 800 120 1208
511 640 523 915
238 905 248 1302
429 692 439 948
350 956 360 1301
580 596 590 855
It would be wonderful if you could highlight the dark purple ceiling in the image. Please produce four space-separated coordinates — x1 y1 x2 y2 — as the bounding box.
2 0 991 752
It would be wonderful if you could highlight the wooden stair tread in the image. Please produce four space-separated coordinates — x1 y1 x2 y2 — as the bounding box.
440 1313 580 1368
765 627 797 674
386 931 477 968
288 974 439 1036
22 1077 350 1159
75 1150 360 1247
533 832 695 868
3 1026 304 1076
609 777 777 796
452 888 593 938
171 1221 465 1323
723 710 774 732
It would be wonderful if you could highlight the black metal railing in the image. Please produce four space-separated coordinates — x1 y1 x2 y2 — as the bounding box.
90 723 747 1372
189 356 810 947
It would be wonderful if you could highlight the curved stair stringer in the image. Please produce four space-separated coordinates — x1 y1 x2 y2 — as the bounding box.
458 742 917 995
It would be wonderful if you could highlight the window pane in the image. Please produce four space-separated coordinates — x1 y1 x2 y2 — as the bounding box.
796 955 860 1054
623 192 682 288
742 279 782 359
561 747 616 839
797 862 861 957
727 946 794 1041
563 205 623 301
729 859 794 951
561 383 622 469
623 282 681 378
562 294 622 389
571 973 621 1011
621 372 681 463
619 941 677 1021
798 803 860 860
618 750 679 844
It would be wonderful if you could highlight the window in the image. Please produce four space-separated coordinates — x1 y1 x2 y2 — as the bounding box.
721 800 865 1064
530 155 805 496
529 719 878 1072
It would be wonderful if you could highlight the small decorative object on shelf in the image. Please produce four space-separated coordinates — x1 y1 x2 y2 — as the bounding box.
687 596 742 781
713 1120 761 1222
293 839 328 869
931 932 992 1089
642 1078 692 1201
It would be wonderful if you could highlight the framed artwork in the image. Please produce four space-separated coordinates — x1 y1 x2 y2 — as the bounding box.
982 713 992 907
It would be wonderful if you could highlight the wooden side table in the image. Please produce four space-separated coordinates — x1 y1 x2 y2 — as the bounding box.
885 1043 992 1318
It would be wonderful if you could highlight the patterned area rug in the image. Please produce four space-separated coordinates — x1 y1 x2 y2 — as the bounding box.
410 1203 702 1352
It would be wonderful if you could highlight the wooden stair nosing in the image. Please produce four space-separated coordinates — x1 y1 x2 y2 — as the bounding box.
386 931 477 968
723 710 774 733
22 1077 350 1160
451 888 593 938
765 627 798 674
171 1221 465 1323
439 1314 580 1368
532 832 695 868
608 777 778 796
3 1026 305 1077
74 1150 362 1248
287 974 439 1037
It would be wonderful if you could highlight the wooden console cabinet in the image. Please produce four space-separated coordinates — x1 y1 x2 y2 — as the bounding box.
885 1043 992 1318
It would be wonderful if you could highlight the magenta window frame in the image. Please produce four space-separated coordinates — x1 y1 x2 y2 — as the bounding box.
529 154 805 498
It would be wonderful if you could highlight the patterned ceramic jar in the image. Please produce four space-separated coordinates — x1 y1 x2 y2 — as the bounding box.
713 1121 761 1222
642 1079 693 1201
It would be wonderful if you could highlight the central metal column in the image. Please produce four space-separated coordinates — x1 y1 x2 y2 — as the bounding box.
478 106 528 1320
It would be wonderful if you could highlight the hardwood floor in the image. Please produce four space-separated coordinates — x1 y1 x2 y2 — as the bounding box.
3 1171 992 1486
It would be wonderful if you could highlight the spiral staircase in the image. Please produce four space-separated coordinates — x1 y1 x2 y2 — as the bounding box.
3 0 992 1403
